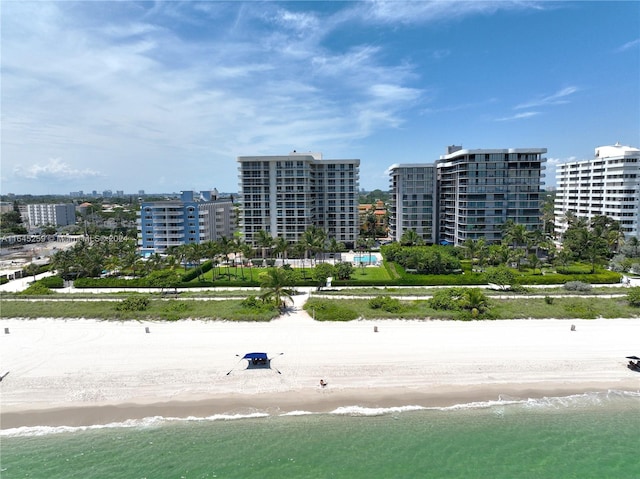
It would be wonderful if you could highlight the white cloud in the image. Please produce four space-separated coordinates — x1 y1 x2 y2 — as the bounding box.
362 0 542 24
431 49 451 60
494 111 541 122
616 38 640 52
13 159 103 181
515 86 579 109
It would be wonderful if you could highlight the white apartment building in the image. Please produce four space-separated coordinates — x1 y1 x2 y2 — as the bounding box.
27 203 76 227
554 143 640 238
388 164 438 244
237 152 360 248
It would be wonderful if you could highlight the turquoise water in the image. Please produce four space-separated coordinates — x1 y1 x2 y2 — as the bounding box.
2 392 639 479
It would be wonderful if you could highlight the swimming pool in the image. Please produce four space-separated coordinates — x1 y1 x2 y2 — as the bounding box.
354 254 379 263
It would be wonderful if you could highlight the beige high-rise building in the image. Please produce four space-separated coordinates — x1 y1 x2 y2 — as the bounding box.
237 152 360 248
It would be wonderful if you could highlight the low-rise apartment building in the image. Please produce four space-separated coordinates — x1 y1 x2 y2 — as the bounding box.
27 203 76 227
137 189 236 255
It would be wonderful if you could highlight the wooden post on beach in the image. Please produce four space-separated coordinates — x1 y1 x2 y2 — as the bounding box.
145 327 150 334
570 324 576 331
374 326 378 333
4 328 9 334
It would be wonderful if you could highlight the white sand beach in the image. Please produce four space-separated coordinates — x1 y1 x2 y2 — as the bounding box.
1 291 639 428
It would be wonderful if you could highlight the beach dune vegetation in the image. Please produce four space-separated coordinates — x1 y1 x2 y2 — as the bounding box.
115 295 150 312
368 295 403 313
428 287 490 318
18 282 54 296
304 298 359 321
626 287 640 307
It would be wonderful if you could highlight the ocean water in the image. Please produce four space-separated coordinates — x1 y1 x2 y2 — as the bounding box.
2 391 639 479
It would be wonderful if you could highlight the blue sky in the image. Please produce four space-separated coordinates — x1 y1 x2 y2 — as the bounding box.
2 1 639 195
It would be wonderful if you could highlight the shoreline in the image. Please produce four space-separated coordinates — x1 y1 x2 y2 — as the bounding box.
2 382 639 430
2 315 639 430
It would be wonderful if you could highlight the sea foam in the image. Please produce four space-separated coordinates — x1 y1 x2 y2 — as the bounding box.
3 390 637 437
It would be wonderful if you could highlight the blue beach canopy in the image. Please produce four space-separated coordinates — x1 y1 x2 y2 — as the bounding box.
243 352 268 360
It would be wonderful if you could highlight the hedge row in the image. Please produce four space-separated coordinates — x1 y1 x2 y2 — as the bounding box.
180 261 213 282
38 276 64 288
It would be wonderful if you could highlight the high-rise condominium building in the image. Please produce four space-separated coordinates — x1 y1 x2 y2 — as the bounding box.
237 152 360 248
27 203 76 227
388 164 437 244
554 143 640 238
137 190 236 255
437 146 546 245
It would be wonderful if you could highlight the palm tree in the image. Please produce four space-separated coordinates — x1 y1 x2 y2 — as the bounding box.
460 288 489 316
527 229 545 257
607 229 625 254
239 242 255 281
201 240 220 282
25 262 40 282
541 193 556 237
528 253 542 274
475 238 488 270
555 248 573 273
462 238 478 261
400 229 421 246
255 229 274 264
217 236 234 280
327 237 345 256
259 268 295 312
364 211 377 239
300 226 326 265
503 221 528 251
167 244 189 272
185 243 205 281
488 243 510 266
273 237 290 265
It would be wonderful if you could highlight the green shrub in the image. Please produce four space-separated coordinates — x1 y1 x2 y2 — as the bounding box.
368 295 403 313
429 288 465 310
627 287 640 307
334 261 355 280
20 282 54 295
563 281 592 292
115 295 150 312
483 266 518 288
